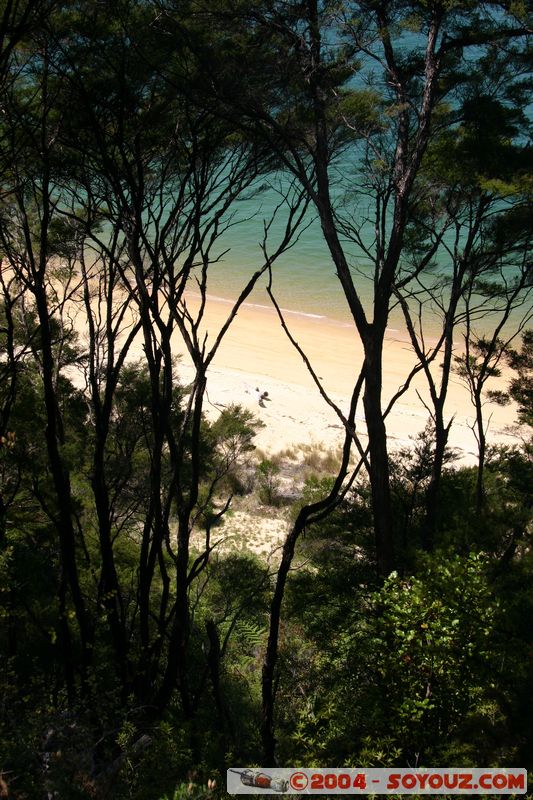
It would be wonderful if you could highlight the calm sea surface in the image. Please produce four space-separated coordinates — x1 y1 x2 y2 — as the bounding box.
202 171 528 341
204 175 438 335
199 22 531 338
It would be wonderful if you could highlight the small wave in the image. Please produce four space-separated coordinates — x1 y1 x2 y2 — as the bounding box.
203 293 233 304
245 301 326 320
190 291 327 321
187 291 416 334
238 300 272 312
284 308 326 320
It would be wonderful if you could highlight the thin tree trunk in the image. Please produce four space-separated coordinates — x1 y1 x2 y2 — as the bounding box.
474 394 486 512
262 417 358 763
422 410 450 550
34 277 94 681
261 513 305 764
362 334 394 575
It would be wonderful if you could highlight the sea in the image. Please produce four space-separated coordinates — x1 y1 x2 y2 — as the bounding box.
201 165 406 332
201 171 457 339
195 21 532 340
199 161 530 341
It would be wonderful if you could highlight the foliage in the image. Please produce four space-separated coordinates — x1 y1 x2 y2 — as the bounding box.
281 542 530 767
364 554 500 761
489 329 533 428
0 0 532 794
256 458 281 505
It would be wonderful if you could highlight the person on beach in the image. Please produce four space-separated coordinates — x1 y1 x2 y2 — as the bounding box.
255 387 271 407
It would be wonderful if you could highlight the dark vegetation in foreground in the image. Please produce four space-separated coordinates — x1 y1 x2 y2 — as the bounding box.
1 0 532 797
1 379 533 798
1 340 532 798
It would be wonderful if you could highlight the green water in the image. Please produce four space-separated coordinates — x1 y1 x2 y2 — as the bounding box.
208 209 353 322
205 173 385 326
204 178 427 334
202 175 529 341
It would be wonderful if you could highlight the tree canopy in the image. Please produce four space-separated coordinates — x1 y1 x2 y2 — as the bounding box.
0 1 531 796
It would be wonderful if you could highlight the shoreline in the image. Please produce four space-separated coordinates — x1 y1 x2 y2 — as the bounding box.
68 280 522 465
175 292 522 464
186 288 428 343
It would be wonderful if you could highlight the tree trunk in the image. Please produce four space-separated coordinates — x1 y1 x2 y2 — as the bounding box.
474 394 486 512
261 425 354 763
34 278 94 682
362 334 394 575
91 433 130 694
261 514 305 764
422 410 450 550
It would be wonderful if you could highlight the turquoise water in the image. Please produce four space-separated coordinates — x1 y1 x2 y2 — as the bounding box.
208 208 351 322
203 171 530 340
198 20 532 335
205 172 382 326
204 173 432 333
201 31 436 326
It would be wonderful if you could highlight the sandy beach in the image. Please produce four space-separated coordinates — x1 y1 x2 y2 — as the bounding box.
175 292 521 465
67 285 523 560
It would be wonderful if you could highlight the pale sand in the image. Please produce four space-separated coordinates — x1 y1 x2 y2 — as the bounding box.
176 293 522 465
68 286 522 561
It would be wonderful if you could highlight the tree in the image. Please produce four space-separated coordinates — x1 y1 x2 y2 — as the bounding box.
0 0 48 88
1 0 532 791
193 0 531 759
0 0 307 780
397 85 532 539
489 329 533 429
454 255 532 511
197 0 531 568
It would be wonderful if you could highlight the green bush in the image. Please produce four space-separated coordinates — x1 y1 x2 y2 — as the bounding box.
256 459 281 505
